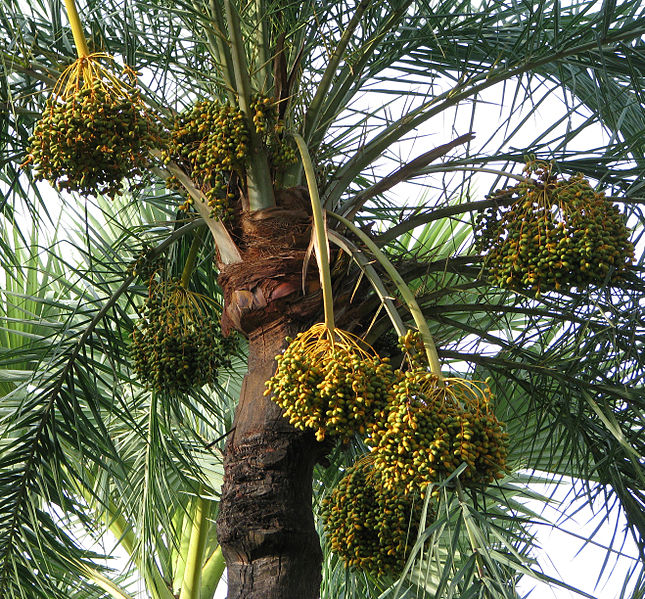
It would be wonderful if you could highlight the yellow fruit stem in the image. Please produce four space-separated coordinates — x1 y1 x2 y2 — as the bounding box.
64 0 90 58
54 52 137 100
329 211 443 377
443 377 490 405
293 133 335 334
294 323 375 365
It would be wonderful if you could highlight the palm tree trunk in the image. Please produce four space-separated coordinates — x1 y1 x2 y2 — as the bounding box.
217 320 323 598
216 190 324 598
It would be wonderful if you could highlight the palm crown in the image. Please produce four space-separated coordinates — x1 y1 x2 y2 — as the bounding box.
1 0 645 598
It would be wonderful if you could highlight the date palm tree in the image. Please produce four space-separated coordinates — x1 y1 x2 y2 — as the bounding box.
1 0 645 598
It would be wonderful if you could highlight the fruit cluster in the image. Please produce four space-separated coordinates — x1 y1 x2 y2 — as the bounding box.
25 55 158 197
264 324 396 443
268 328 508 575
476 160 634 296
163 96 297 219
162 100 249 219
130 279 236 395
321 459 425 576
127 245 165 281
250 95 298 169
367 372 508 496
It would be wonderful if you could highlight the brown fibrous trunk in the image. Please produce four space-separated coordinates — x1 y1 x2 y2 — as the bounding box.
216 187 326 599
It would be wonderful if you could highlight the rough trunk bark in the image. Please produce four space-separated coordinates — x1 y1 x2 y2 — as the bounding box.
217 319 323 599
215 189 326 598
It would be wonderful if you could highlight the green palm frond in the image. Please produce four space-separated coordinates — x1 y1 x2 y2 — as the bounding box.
0 191 237 597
